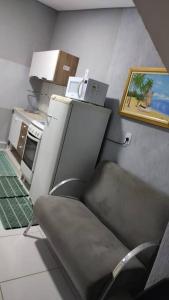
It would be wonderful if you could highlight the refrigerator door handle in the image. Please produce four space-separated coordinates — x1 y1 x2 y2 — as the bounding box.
47 116 58 125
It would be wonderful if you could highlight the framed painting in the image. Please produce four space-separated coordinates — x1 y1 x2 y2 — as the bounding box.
120 67 169 128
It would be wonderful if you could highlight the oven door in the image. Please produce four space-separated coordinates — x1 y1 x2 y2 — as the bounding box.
21 132 40 184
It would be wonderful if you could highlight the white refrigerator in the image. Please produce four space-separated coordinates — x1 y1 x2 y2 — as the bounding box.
30 95 111 203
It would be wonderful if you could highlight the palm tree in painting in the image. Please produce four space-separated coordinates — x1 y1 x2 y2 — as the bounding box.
133 74 145 93
144 79 154 106
133 74 146 106
126 79 135 107
127 73 145 107
126 74 154 108
138 79 154 108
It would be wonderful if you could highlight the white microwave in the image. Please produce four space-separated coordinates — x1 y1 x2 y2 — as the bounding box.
65 77 109 106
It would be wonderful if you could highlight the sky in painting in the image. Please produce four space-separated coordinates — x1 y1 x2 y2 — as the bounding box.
144 73 169 101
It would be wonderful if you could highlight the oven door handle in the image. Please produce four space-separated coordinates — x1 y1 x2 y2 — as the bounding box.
27 133 39 143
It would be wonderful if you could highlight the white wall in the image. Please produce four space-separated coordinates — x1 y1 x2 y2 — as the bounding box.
0 58 30 109
0 0 57 142
0 0 57 67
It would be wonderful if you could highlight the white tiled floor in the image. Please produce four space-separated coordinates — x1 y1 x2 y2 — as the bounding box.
0 227 78 300
0 226 39 237
1 270 77 300
0 289 3 300
0 232 57 282
0 151 78 300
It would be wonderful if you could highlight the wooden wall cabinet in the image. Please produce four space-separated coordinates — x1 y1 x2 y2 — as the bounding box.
17 122 28 158
29 50 79 86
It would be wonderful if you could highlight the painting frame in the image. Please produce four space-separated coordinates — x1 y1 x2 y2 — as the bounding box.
120 67 169 129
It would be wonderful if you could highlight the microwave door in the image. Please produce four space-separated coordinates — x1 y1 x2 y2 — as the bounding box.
66 77 84 99
69 79 86 100
70 81 82 98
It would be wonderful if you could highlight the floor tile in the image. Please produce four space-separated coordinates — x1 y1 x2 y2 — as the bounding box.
0 226 39 237
38 226 46 238
0 288 3 300
1 269 77 300
0 231 58 282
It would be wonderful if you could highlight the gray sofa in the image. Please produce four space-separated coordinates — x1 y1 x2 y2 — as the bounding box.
29 162 169 300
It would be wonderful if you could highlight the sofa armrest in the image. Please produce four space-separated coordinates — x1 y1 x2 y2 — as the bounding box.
49 178 86 195
98 242 159 300
113 242 159 280
136 279 169 300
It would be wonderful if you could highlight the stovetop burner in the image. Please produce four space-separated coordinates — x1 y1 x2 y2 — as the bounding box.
31 120 47 131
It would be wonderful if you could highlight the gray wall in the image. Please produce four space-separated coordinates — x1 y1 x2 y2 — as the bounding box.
51 9 123 84
51 8 163 99
0 0 56 143
134 0 169 73
51 8 169 195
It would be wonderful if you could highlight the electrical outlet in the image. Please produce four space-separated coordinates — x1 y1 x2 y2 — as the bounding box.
124 132 132 145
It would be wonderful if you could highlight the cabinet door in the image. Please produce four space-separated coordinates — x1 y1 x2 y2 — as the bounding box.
29 50 59 81
54 51 79 86
17 122 28 158
9 113 22 149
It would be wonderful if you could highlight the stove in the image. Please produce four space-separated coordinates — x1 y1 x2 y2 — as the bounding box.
21 119 46 184
31 120 47 131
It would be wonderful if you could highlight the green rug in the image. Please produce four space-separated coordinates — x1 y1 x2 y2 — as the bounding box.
0 196 33 229
0 151 33 229
0 152 16 177
0 177 28 198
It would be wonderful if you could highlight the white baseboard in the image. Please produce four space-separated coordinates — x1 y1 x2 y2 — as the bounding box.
0 141 7 150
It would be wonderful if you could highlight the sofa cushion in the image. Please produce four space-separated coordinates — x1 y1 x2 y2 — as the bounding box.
82 161 169 265
34 196 146 300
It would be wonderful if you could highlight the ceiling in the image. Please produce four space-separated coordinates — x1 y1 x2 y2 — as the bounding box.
37 0 135 11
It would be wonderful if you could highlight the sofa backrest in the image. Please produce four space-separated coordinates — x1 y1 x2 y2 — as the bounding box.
82 161 169 265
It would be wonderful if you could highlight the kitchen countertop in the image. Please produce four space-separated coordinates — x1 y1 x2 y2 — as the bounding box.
14 108 47 123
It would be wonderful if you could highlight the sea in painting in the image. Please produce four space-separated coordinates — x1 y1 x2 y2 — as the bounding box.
151 99 169 115
123 72 169 124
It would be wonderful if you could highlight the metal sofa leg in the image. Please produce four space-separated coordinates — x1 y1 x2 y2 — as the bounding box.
23 215 35 236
